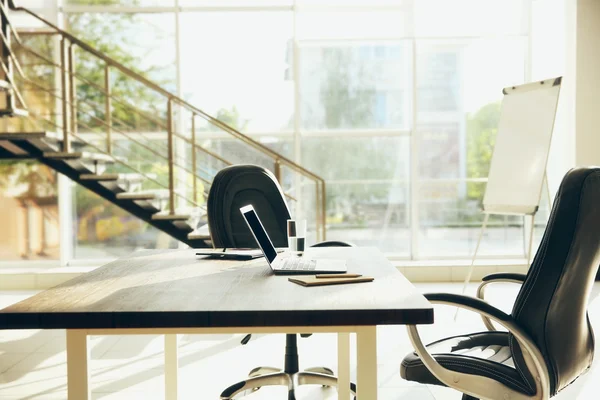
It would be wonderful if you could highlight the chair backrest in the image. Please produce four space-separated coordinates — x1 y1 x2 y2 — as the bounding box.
207 164 291 249
510 167 600 395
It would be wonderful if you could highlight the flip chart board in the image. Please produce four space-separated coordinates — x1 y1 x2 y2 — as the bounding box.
482 77 561 215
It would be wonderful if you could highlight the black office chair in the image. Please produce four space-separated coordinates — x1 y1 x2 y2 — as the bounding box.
400 167 600 400
207 164 356 399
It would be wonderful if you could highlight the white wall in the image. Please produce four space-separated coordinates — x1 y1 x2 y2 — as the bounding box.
574 0 600 167
533 0 600 195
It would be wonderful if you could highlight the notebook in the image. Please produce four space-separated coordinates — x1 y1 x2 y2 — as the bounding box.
196 248 270 260
288 275 374 287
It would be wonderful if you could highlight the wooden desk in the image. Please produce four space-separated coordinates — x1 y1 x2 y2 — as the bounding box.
0 247 433 399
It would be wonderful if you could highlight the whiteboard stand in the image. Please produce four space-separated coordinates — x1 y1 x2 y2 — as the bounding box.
455 171 550 321
454 77 561 321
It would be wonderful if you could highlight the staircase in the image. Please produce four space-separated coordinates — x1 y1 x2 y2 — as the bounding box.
0 1 326 248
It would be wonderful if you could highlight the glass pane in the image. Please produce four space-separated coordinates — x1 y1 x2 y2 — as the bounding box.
416 38 527 257
298 0 408 5
66 12 176 89
66 12 175 139
72 135 178 259
17 0 56 7
417 38 526 180
180 0 292 6
301 135 409 253
180 11 293 133
65 0 173 6
414 0 527 37
11 0 59 24
299 41 411 130
418 181 525 257
0 161 59 261
199 134 294 171
296 9 412 40
531 0 565 80
11 33 59 133
73 187 171 260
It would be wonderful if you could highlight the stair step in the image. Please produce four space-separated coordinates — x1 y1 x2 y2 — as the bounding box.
147 189 171 199
151 213 191 221
43 132 85 146
43 151 117 163
116 192 156 201
0 80 12 91
188 226 211 241
79 172 145 182
79 173 119 181
187 233 211 241
0 132 85 150
0 108 29 118
187 221 210 240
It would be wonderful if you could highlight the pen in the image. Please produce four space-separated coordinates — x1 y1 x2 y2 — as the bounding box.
315 273 363 279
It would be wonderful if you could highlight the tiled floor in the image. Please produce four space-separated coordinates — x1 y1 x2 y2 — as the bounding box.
1 283 600 399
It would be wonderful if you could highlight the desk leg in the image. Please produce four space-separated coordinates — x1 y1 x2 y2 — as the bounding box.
66 329 90 400
356 326 377 399
337 332 351 400
165 334 178 400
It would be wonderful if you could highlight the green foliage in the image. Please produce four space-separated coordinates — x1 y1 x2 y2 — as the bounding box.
0 161 57 197
302 48 393 217
319 48 376 129
66 5 172 132
212 106 249 131
302 137 399 215
466 101 502 201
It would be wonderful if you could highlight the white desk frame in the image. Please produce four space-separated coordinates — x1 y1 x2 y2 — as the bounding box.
66 325 377 400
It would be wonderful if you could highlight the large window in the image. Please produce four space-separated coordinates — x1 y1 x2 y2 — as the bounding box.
7 0 542 263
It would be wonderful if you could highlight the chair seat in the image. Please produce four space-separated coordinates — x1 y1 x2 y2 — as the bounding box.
400 331 535 396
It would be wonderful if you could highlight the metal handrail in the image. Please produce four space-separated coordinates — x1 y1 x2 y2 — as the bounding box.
12 6 325 183
6 60 210 213
4 4 327 240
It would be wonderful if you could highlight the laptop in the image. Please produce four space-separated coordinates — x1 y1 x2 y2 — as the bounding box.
240 205 347 275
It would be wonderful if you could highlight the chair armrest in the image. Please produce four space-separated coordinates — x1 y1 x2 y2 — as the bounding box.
477 273 527 331
407 293 550 400
310 240 355 248
482 273 527 283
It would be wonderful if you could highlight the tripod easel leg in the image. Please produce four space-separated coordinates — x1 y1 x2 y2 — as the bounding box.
455 213 489 320
544 172 552 209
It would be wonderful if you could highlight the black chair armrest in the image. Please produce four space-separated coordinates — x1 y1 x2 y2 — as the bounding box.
407 293 550 400
310 240 355 248
482 272 527 283
425 293 511 322
477 273 527 331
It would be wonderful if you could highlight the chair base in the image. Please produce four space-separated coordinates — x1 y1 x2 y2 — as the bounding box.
220 366 357 399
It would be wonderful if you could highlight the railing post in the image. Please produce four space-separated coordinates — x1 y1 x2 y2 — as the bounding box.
60 37 70 153
321 181 327 241
316 182 321 242
191 114 197 204
1 0 14 111
274 159 281 183
68 43 76 137
104 63 112 155
167 98 175 214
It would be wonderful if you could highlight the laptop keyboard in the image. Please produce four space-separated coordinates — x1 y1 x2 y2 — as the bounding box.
280 257 317 271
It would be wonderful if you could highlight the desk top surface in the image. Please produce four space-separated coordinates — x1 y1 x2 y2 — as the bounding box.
0 247 433 329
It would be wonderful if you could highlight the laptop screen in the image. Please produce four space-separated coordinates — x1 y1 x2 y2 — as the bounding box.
240 205 278 264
